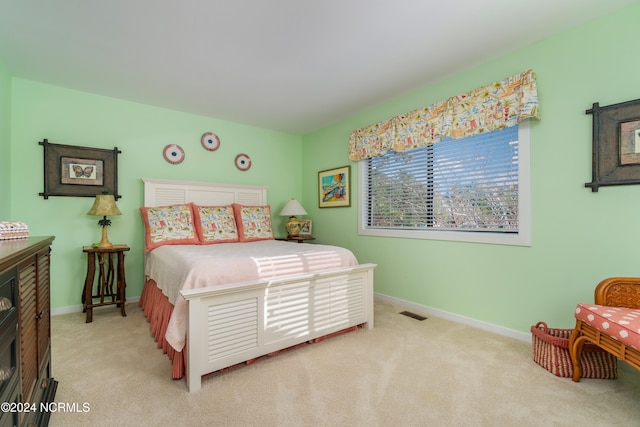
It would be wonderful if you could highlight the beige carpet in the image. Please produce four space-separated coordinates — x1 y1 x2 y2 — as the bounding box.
48 299 640 427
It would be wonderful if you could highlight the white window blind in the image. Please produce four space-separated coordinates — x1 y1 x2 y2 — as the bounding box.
363 125 521 235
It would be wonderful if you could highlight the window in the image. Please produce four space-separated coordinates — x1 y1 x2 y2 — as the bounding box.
359 121 530 246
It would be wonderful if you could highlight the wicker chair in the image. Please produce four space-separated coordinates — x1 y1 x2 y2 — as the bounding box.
569 277 640 382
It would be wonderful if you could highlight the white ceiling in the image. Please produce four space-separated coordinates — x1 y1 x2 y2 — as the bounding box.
0 1 637 134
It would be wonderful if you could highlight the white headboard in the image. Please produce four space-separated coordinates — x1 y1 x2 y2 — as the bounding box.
142 178 267 207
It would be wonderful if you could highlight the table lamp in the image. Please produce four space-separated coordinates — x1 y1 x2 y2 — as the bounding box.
87 194 122 248
279 198 307 237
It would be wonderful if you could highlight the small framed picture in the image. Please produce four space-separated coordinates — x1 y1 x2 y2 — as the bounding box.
60 157 104 185
299 219 313 236
619 120 640 165
318 165 350 208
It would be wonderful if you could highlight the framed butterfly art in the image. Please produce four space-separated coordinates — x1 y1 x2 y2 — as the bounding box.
39 139 121 199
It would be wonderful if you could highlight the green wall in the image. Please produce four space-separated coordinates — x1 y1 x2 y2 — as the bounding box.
9 80 302 310
0 61 10 219
5 4 640 336
301 3 640 333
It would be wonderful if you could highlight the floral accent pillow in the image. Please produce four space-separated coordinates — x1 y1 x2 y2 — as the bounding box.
232 204 274 242
193 205 239 244
140 203 199 252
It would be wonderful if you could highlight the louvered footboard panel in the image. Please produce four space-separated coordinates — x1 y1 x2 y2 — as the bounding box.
264 274 365 344
207 298 259 362
182 263 376 392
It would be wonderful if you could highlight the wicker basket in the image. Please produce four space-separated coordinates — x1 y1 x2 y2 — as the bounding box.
531 321 617 379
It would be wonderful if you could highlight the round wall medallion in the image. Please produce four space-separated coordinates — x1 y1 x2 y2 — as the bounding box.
163 144 185 164
235 153 251 171
201 132 220 151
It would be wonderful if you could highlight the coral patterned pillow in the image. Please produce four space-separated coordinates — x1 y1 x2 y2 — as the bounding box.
193 205 239 244
232 204 274 242
140 203 199 252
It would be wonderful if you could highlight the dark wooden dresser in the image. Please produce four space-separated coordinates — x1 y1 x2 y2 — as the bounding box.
0 236 56 427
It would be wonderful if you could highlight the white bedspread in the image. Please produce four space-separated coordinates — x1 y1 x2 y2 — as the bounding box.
145 240 359 351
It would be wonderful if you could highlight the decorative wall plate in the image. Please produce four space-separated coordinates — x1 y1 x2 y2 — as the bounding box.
163 144 185 164
235 153 251 171
201 132 220 151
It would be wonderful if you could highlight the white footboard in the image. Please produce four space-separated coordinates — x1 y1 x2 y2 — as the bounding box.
180 263 376 392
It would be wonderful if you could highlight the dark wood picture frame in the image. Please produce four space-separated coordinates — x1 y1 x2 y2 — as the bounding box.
39 139 121 199
318 165 350 208
585 98 640 192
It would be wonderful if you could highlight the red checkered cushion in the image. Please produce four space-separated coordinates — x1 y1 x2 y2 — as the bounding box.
575 304 640 351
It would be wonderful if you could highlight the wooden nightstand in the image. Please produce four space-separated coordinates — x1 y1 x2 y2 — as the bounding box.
276 236 316 243
82 245 130 323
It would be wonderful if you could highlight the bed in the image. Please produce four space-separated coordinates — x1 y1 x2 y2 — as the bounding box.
139 178 376 392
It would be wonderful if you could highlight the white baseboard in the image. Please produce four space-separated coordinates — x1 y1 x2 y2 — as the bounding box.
374 292 531 343
51 296 140 316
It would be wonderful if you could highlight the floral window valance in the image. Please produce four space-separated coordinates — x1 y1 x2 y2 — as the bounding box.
348 69 540 161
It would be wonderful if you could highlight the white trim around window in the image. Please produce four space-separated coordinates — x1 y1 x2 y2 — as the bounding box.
357 120 531 246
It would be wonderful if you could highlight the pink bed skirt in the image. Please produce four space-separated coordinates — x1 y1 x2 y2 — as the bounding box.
139 278 186 379
139 278 362 380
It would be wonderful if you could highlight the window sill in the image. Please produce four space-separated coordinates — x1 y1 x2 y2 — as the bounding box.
358 227 531 247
